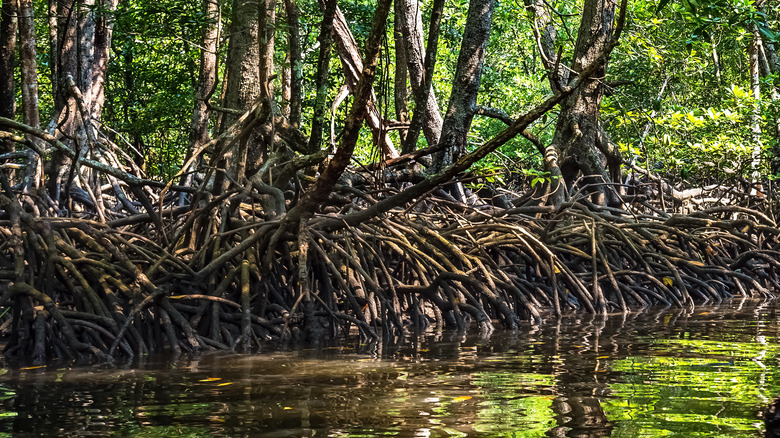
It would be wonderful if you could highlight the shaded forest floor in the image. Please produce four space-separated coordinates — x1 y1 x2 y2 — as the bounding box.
1 170 779 365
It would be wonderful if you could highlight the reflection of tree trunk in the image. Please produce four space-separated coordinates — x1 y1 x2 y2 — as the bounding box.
553 0 621 207
0 0 17 156
550 396 613 438
330 2 398 159
433 0 495 172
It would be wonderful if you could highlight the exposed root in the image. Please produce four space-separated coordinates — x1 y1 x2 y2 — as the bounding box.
1 172 778 363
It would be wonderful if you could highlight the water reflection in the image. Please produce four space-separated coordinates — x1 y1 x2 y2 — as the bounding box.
0 302 777 437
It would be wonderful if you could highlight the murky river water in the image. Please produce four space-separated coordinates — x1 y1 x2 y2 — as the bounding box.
0 301 779 437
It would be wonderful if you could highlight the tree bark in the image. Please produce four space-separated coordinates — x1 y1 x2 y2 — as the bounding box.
18 0 42 190
221 0 260 132
258 0 276 97
284 0 303 127
46 0 118 203
524 0 569 89
749 24 763 187
753 0 780 173
553 0 621 207
433 0 495 171
393 1 410 146
86 0 118 121
280 0 393 227
330 2 398 159
182 0 220 196
220 0 260 184
0 0 17 156
18 0 38 130
306 0 337 154
48 0 58 102
396 0 444 152
755 0 779 75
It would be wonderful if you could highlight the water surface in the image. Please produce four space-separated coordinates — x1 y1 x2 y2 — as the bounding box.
0 300 779 437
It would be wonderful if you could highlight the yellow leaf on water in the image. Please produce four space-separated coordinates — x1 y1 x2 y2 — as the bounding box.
283 407 293 410
217 382 233 387
168 295 187 299
662 277 674 287
20 366 45 370
596 356 609 359
199 377 222 382
453 396 472 402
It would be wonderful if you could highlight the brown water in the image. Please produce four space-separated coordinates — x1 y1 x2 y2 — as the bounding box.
0 300 779 437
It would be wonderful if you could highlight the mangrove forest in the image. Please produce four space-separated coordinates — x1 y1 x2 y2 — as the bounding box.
0 0 778 364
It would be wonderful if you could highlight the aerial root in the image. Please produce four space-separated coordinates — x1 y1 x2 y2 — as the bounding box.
0 190 779 363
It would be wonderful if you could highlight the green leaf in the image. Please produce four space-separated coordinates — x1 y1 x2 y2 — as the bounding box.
655 0 672 14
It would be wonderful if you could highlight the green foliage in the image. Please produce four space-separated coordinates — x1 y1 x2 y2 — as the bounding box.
13 0 778 184
102 0 207 179
604 0 779 185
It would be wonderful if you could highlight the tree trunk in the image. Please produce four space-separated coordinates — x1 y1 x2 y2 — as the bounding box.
220 0 260 184
86 0 118 122
393 1 410 146
18 0 39 130
433 0 495 171
242 0 276 178
181 0 220 197
281 0 393 226
48 0 58 102
524 0 569 88
284 0 303 127
755 0 779 75
258 0 276 96
306 0 337 153
0 0 17 156
18 0 42 190
330 2 398 159
553 0 621 207
396 0 444 152
48 0 118 203
749 24 763 189
754 0 780 174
